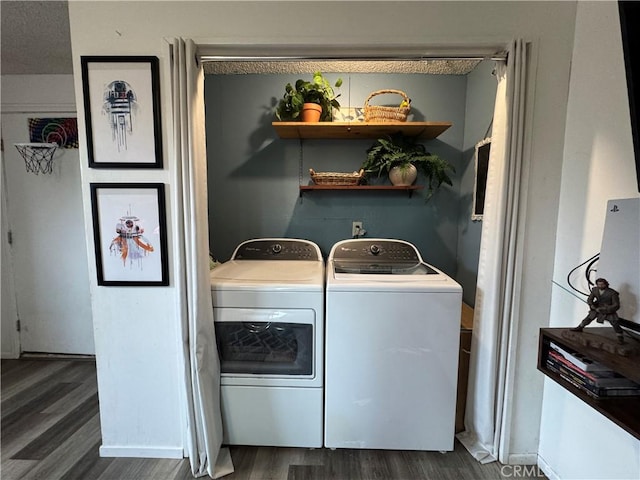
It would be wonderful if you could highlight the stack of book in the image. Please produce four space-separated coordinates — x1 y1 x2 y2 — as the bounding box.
546 341 640 398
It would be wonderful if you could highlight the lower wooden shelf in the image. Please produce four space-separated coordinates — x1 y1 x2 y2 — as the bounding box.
299 185 423 197
538 328 640 440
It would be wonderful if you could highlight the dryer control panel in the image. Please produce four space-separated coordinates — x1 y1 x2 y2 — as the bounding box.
232 239 321 261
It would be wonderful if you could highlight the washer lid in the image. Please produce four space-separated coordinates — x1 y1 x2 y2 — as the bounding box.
329 238 439 275
328 262 462 292
333 261 436 275
326 239 460 289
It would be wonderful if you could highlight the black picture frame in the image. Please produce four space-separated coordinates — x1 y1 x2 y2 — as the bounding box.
90 183 169 286
81 56 163 169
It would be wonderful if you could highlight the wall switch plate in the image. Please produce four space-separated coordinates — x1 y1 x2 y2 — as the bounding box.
352 221 363 237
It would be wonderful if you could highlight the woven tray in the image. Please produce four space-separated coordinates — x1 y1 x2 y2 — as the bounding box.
364 89 411 122
309 168 364 186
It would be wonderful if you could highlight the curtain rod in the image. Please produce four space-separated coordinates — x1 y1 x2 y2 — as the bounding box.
200 54 508 63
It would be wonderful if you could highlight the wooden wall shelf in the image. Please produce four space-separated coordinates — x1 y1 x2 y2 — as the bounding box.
538 328 640 440
275 120 451 197
299 185 423 197
273 121 452 140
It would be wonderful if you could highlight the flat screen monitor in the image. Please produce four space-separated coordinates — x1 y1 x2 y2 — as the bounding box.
618 1 640 192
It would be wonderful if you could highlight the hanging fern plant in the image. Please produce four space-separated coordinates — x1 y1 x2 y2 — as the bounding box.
361 132 455 199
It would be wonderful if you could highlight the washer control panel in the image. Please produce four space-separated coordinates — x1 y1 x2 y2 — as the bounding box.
232 239 321 261
331 239 438 274
333 240 421 263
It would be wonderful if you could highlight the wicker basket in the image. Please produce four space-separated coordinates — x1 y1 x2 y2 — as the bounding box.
363 89 411 122
309 168 364 186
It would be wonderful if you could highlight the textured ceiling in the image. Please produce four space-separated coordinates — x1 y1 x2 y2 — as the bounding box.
1 1 73 75
0 1 481 77
203 59 481 75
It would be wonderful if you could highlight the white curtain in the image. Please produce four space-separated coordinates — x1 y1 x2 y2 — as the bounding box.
457 39 528 464
168 37 233 478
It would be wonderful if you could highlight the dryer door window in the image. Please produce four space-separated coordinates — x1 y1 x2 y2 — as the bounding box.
214 309 314 376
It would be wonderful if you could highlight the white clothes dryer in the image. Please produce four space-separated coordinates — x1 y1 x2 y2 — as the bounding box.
210 238 324 448
324 238 462 451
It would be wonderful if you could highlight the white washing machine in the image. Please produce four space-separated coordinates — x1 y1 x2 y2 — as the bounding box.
324 238 462 451
210 238 324 448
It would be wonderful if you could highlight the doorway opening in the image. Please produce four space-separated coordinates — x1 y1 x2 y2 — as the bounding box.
202 56 498 309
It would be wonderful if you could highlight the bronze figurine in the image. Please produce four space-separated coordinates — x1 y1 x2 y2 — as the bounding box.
571 278 624 344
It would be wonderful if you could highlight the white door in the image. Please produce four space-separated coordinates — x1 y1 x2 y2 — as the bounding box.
2 112 94 355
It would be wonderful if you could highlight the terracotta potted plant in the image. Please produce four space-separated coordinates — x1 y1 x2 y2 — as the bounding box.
275 72 342 122
361 133 455 198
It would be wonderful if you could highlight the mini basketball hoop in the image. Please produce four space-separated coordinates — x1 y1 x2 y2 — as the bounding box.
14 143 58 175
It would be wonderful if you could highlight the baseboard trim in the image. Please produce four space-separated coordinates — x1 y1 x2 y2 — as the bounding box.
506 453 539 465
99 445 184 459
537 454 559 480
21 352 95 361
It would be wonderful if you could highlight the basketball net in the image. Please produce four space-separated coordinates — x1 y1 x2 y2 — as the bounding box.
14 143 58 175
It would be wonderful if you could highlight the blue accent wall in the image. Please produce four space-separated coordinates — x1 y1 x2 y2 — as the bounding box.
457 62 498 306
205 67 495 296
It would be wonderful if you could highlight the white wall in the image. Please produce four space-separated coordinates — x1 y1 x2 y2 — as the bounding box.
67 0 576 460
1 160 19 357
540 2 640 479
1 74 94 357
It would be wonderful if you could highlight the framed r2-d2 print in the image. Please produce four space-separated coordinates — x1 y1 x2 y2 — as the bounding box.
81 56 163 169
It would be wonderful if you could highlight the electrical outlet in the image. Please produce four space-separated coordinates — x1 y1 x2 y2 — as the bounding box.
352 221 363 237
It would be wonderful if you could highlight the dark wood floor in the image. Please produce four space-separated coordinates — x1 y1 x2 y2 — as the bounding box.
1 358 544 480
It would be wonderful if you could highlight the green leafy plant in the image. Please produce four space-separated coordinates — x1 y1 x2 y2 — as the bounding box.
361 132 455 198
275 72 342 121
